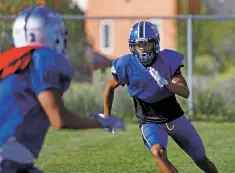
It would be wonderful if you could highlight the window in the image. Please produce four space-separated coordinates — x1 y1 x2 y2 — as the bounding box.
150 19 163 49
100 20 113 54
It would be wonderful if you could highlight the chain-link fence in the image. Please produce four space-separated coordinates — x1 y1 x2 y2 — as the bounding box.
1 15 235 120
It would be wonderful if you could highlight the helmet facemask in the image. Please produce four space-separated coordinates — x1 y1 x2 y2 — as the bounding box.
129 37 159 66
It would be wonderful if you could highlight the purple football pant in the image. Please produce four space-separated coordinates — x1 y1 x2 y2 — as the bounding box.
141 115 206 162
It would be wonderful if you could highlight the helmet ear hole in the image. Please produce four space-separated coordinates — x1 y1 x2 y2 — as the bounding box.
56 39 60 44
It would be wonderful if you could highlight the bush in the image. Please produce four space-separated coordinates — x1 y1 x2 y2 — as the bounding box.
63 68 235 122
194 55 218 75
63 70 107 117
178 72 235 122
63 69 136 120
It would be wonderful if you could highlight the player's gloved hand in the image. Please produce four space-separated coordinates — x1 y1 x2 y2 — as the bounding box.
149 67 169 89
94 112 126 134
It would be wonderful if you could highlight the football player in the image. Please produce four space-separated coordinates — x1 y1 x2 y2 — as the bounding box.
101 21 218 173
0 5 125 173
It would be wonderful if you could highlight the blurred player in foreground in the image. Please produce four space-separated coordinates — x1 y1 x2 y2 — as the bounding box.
0 5 125 173
100 21 218 173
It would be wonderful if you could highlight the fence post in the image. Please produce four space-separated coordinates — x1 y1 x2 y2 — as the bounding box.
187 15 193 116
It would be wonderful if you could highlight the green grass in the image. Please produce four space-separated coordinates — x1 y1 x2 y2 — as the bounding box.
35 123 235 173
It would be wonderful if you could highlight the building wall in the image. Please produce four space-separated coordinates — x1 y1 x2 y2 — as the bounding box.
85 0 178 59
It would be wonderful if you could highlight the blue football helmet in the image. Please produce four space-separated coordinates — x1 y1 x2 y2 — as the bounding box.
129 21 160 65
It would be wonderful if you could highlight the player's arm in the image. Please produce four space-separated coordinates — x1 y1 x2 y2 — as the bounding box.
104 76 120 117
38 89 101 130
103 66 122 117
31 50 101 130
166 67 190 99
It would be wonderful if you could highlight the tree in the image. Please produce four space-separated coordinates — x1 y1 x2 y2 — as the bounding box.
44 0 91 81
0 0 36 51
0 0 91 81
178 0 235 73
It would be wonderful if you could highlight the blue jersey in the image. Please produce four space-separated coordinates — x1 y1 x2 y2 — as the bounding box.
112 49 184 103
112 49 184 124
0 47 73 157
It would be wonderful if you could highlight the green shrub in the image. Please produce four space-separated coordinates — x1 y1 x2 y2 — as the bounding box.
63 69 136 120
178 71 235 122
194 55 218 75
63 68 235 122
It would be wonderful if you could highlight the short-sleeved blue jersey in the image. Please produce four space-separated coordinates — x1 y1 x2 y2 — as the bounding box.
0 47 73 157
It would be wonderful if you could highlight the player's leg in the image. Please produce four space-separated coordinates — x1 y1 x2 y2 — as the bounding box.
0 160 44 173
0 159 44 173
28 167 44 173
0 167 44 173
193 156 218 173
168 115 218 173
141 123 178 173
0 141 44 173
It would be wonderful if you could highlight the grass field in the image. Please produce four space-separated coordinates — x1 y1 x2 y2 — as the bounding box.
35 122 235 173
